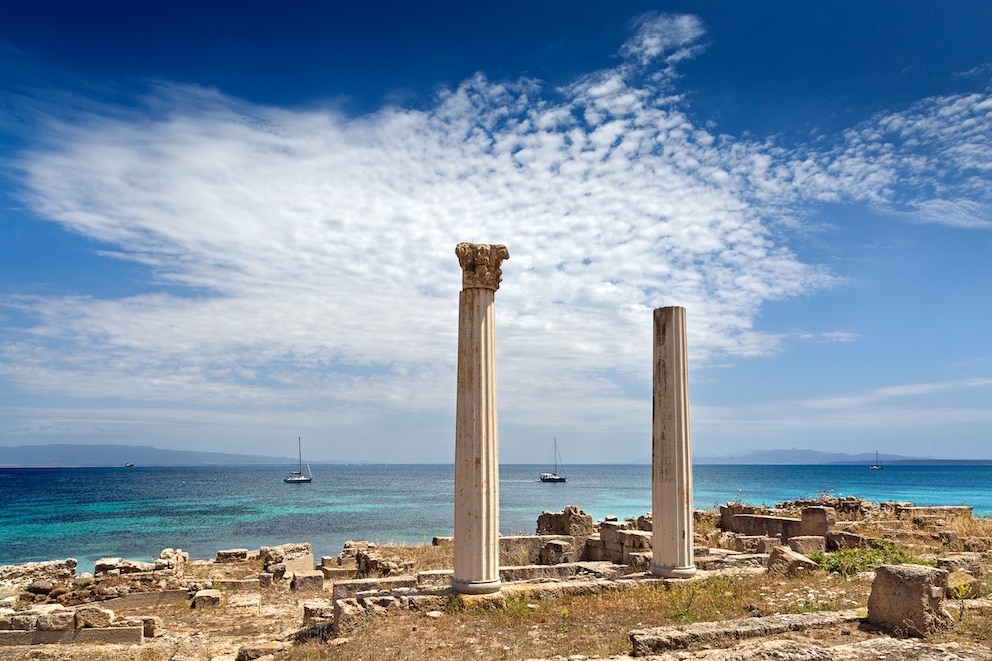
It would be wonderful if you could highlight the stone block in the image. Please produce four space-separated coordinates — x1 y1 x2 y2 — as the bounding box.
94 558 123 574
766 547 820 576
216 548 249 562
618 529 652 549
291 571 325 592
75 606 114 628
788 536 826 555
539 540 573 565
963 537 988 553
285 553 315 574
333 598 362 635
939 530 960 550
11 614 37 631
36 609 74 631
135 615 163 638
258 572 273 587
936 553 983 575
191 589 223 609
599 520 627 545
26 579 53 595
117 559 155 573
946 570 982 599
826 530 872 550
237 641 292 660
867 564 952 637
734 536 763 553
799 507 836 536
757 537 781 553
584 537 609 562
303 600 333 625
536 505 594 536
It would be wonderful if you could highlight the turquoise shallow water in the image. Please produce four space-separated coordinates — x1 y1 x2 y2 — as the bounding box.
1 463 989 573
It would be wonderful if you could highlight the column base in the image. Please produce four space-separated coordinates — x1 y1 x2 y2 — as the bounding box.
451 577 502 595
651 564 697 578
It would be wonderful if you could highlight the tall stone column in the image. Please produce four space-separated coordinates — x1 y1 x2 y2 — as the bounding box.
452 242 509 595
651 306 696 578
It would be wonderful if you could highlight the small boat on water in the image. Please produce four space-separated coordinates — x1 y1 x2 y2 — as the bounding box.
124 462 135 468
539 438 567 483
284 437 313 483
869 451 883 470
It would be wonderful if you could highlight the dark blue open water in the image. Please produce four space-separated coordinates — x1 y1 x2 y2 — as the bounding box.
2 464 989 573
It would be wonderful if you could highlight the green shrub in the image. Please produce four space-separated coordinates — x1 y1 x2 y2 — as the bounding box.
810 539 929 577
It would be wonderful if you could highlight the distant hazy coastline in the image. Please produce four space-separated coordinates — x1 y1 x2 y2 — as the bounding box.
1 443 990 468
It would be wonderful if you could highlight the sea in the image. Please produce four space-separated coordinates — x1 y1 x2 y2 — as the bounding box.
2 463 990 574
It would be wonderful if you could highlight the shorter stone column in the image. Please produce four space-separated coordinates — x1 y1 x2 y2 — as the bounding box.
651 306 696 578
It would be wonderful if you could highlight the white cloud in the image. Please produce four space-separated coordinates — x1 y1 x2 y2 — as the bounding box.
2 14 991 461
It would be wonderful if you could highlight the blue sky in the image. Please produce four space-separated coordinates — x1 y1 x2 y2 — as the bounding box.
1 1 990 463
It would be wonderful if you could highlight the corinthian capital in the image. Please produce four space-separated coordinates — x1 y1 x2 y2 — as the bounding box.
455 242 510 291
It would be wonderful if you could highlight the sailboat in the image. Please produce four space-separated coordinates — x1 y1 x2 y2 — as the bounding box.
869 451 883 470
283 437 313 483
539 438 567 483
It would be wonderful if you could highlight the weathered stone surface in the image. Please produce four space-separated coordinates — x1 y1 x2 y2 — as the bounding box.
291 570 324 592
215 548 249 562
629 609 862 655
191 589 223 609
0 626 144 646
236 640 291 660
826 530 873 550
598 519 630 545
36 609 75 631
26 579 53 595
74 606 115 628
539 540 573 565
937 553 984 575
788 535 827 555
11 613 37 631
303 600 333 625
867 564 953 637
0 558 77 589
757 537 781 553
947 570 982 599
94 558 123 574
135 615 163 637
536 505 594 536
941 530 962 550
767 546 821 576
964 537 989 553
735 536 764 553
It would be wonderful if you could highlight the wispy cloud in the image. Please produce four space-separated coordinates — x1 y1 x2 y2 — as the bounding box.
2 14 990 460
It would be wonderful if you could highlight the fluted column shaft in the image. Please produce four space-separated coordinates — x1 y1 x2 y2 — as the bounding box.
651 306 696 578
453 243 508 595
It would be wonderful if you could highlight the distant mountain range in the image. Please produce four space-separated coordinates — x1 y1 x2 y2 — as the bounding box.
3 444 990 468
693 448 992 466
0 444 295 468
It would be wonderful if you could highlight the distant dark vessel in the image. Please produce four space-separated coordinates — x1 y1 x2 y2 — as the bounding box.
539 438 567 483
124 462 135 468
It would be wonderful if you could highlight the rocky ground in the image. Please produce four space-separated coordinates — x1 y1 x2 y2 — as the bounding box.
2 497 991 661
